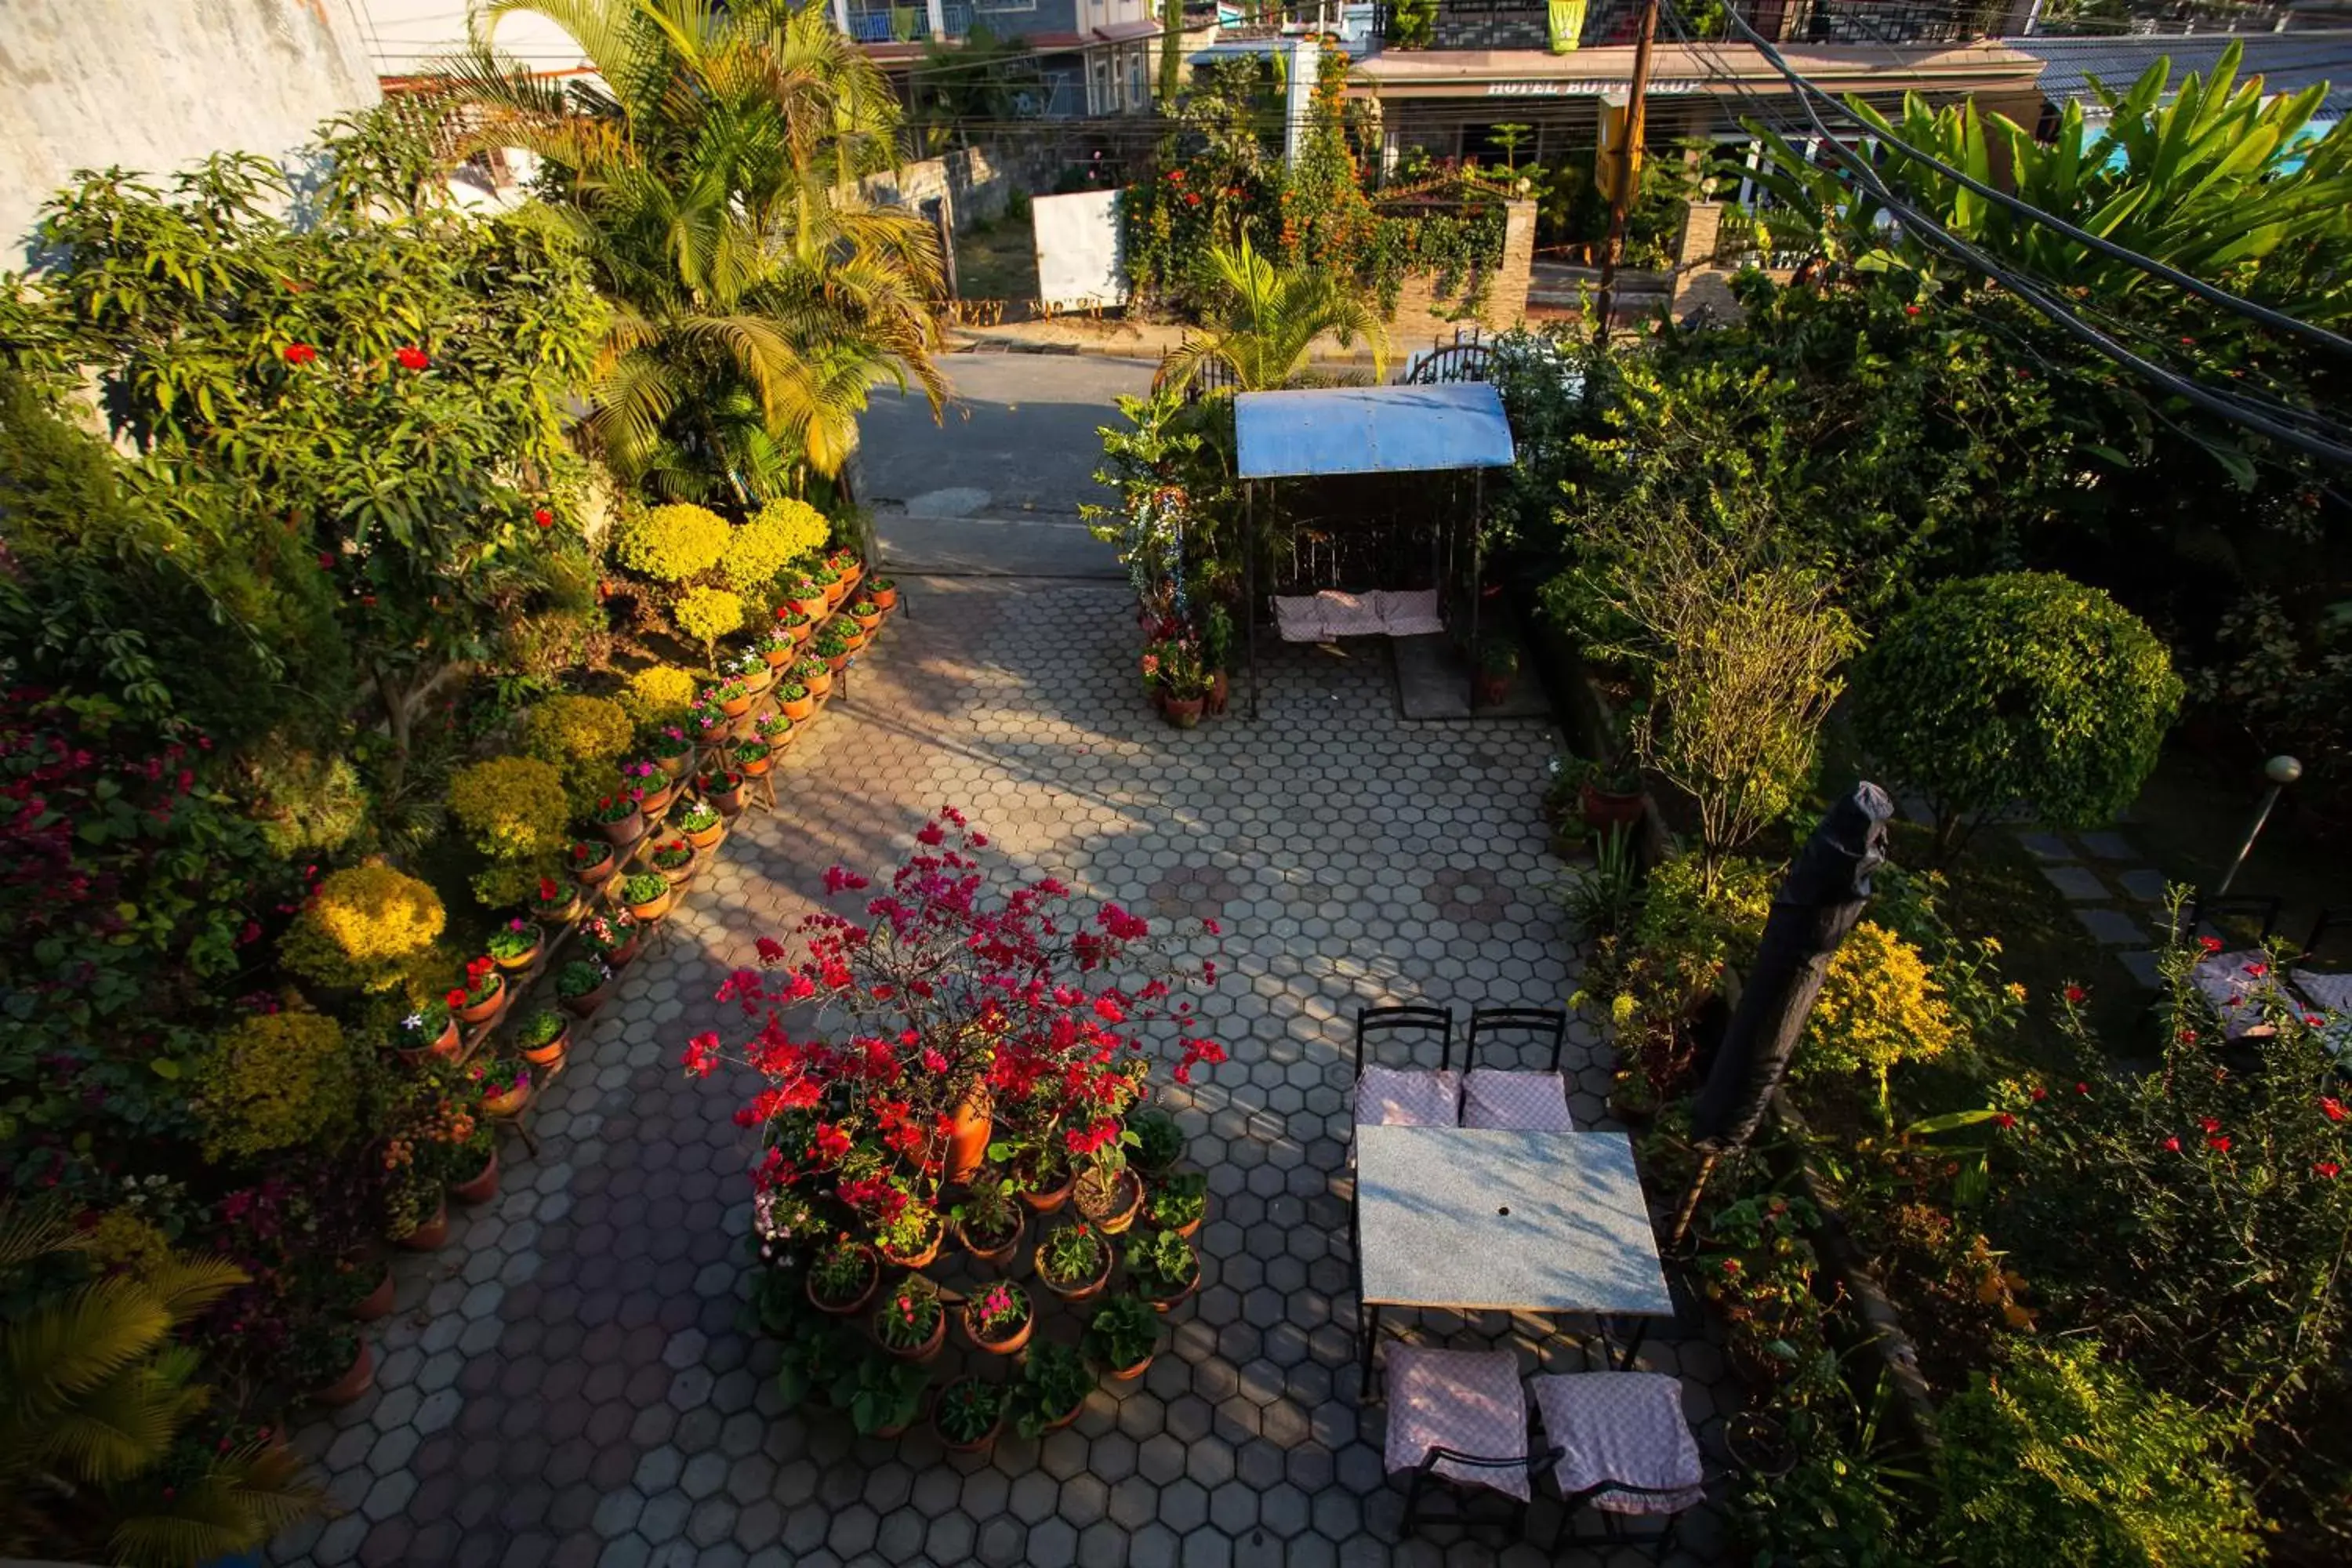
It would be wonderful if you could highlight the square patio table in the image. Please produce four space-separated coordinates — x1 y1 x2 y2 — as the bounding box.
1355 1127 1676 1395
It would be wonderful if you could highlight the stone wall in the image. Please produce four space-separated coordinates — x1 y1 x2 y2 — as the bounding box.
1 0 379 261
1385 198 1537 339
858 143 1060 232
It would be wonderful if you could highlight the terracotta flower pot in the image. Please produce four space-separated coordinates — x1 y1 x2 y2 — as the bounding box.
350 1265 396 1322
877 1308 948 1363
953 1212 1025 1272
804 666 833 699
450 1148 501 1204
1018 1166 1074 1214
961 1304 1033 1356
1040 1397 1085 1432
1206 670 1229 716
807 1247 880 1317
522 1022 571 1067
575 848 618 886
705 779 748 815
313 1339 376 1406
492 929 543 972
739 749 772 779
1163 695 1204 730
948 1091 992 1185
1036 1239 1112 1305
400 1198 450 1251
1074 1168 1144 1235
607 932 644 967
597 808 644 847
638 779 676 817
781 692 815 721
822 579 847 609
483 1082 531 1119
560 979 612 1018
430 1016 461 1058
851 608 881 633
456 978 504 1025
823 648 851 673
1474 672 1510 706
839 622 869 652
935 1395 1000 1454
791 594 828 621
719 694 753 717
656 751 691 779
1579 782 1647 832
1106 1353 1154 1383
871 583 900 611
1145 1271 1200 1314
878 1222 942 1271
627 885 674 923
684 819 724 851
739 664 775 698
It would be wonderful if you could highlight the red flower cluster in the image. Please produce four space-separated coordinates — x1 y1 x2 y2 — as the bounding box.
395 344 430 371
283 342 317 365
533 508 555 528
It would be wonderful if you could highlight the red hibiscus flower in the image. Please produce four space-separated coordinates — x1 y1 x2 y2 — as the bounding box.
395 344 430 371
2063 985 2086 1004
533 508 554 528
2316 1161 2342 1179
2321 1097 2346 1123
2200 1116 2221 1134
2161 1136 2181 1152
2199 935 2223 953
283 342 317 365
2208 1134 2232 1153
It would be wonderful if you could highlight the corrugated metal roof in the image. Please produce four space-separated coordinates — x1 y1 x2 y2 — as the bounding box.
2016 29 2352 119
1233 383 1516 480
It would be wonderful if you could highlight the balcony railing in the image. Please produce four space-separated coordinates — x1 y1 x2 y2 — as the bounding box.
844 1 973 42
1213 1 1381 43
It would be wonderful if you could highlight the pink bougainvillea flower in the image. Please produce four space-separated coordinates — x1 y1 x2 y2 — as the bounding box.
395 344 430 371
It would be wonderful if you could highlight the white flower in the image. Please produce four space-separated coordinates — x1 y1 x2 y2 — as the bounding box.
402 1012 424 1032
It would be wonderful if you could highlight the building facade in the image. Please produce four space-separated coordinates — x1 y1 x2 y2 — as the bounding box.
835 0 1165 116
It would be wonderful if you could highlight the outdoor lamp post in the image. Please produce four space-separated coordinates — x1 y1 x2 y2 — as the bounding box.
2214 754 2302 897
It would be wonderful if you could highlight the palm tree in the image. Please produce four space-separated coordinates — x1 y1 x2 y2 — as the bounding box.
0 1207 318 1567
444 0 947 500
1157 237 1390 394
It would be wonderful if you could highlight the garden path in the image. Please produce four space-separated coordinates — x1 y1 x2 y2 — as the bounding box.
277 577 1737 1568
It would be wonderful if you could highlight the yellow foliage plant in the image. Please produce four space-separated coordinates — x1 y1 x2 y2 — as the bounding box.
521 693 634 804
194 1011 358 1160
1802 920 1958 1124
446 755 568 905
277 864 446 993
615 503 730 583
675 585 746 664
619 664 699 731
723 497 830 591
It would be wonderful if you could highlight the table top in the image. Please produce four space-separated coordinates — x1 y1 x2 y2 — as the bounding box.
1356 1127 1675 1317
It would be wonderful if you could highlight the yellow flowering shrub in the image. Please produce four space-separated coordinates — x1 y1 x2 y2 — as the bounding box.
1802 920 1958 1111
83 1210 175 1276
722 498 830 590
521 693 634 802
195 1011 358 1159
675 585 746 660
278 864 447 992
619 664 699 730
616 503 730 583
447 756 568 866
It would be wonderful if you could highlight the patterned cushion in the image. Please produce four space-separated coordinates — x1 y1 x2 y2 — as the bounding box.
1355 1066 1461 1127
2293 969 2352 1017
1530 1372 1704 1516
1462 1069 1577 1133
1384 1345 1531 1501
2192 950 2282 1038
1373 589 1445 637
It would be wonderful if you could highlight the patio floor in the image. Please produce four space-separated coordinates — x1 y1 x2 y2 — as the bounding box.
278 577 1736 1568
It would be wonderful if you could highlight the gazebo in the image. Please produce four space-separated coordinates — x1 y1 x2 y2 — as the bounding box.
1232 381 1518 717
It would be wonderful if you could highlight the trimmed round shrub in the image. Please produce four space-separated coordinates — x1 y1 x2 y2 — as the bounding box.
278 864 447 992
615 503 730 584
522 694 633 780
675 585 746 658
1851 572 2182 853
195 1011 357 1160
722 498 830 591
447 756 569 863
619 664 699 730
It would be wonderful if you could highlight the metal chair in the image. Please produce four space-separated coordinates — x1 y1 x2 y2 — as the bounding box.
1529 1370 1708 1554
1383 1345 1558 1537
1461 1007 1575 1132
1353 1004 1460 1127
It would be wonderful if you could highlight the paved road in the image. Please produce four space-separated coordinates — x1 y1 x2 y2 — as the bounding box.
858 352 1155 578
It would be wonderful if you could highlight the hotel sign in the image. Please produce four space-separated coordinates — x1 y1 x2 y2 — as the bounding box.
1486 79 1704 96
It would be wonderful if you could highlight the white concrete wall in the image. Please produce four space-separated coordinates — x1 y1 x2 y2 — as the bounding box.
361 0 592 78
2 0 381 259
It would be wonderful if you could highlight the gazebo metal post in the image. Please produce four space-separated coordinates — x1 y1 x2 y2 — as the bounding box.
1244 481 1259 720
1467 470 1483 712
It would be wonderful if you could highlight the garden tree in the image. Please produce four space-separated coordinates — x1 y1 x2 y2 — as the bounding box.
1851 572 2182 857
1156 237 1389 394
2 136 610 782
448 0 947 499
0 1207 318 1566
1933 1340 2261 1568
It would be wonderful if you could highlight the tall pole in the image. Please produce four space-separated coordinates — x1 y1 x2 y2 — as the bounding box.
1593 0 1660 343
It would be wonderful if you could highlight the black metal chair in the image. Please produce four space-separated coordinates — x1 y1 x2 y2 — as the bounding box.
1461 1006 1575 1132
1353 1004 1460 1128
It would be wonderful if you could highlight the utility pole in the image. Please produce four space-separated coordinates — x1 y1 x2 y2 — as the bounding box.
1593 0 1659 343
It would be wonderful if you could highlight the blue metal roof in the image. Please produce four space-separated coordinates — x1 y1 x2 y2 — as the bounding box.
2016 30 2352 122
1232 382 1517 480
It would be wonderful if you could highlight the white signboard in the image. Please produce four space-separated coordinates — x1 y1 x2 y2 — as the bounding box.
1032 188 1128 311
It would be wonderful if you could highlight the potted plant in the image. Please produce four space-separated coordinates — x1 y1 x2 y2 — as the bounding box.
786 575 828 619
754 712 793 752
776 605 815 644
734 738 773 779
754 627 795 669
472 1056 532 1118
931 1376 1004 1453
869 576 899 612
649 837 696 886
590 789 645 846
1142 1171 1207 1239
648 725 695 777
517 1007 572 1068
1008 1341 1093 1438
344 1257 396 1322
1012 1142 1073 1213
1153 640 1210 729
873 1272 946 1363
1128 1109 1185 1176
530 874 582 924
557 960 615 1018
1578 717 1647 832
447 1119 500 1204
848 597 882 633
793 655 833 699
394 996 458 1062
875 1193 943 1269
674 798 724 850
811 560 844 607
951 1177 1025 1269
1082 1293 1161 1380
711 677 754 718
1034 1221 1112 1304
1474 633 1520 707
807 1237 880 1316
813 629 854 673
580 910 640 967
699 768 749 815
1203 604 1233 715
385 1164 447 1250
778 681 815 722
726 648 775 697
829 1353 928 1437
829 550 863 592
1072 1149 1143 1234
568 837 619 886
449 956 504 1026
960 1279 1035 1356
622 871 673 923
622 758 674 817
1125 1228 1200 1311
487 917 543 973
292 1320 373 1406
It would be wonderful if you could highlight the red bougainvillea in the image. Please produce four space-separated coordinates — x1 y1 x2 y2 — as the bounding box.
683 810 1224 1265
